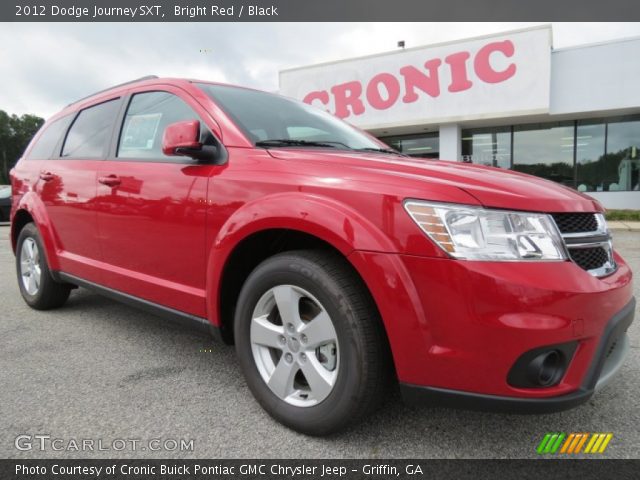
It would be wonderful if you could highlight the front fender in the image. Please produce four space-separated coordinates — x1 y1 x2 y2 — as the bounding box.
205 192 398 325
12 192 60 271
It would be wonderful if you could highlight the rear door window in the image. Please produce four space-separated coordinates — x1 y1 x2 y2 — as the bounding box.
61 99 120 159
27 115 73 159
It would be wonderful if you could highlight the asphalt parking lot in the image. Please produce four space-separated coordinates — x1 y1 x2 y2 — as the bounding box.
1 225 638 459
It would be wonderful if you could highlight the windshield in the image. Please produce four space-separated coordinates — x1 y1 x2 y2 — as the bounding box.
197 83 385 151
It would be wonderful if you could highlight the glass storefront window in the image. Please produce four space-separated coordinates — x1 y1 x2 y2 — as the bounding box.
575 121 606 192
377 115 639 192
606 118 640 191
512 122 575 187
379 133 439 158
461 127 511 168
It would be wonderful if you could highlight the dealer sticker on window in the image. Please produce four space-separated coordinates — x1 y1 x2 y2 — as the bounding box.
121 113 162 151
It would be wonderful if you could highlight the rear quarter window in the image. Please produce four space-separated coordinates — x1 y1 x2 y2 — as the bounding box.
62 99 120 159
26 115 73 160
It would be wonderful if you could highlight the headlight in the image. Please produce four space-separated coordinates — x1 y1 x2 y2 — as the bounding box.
404 201 567 261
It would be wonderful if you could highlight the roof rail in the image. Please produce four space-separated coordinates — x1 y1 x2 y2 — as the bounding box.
66 75 159 107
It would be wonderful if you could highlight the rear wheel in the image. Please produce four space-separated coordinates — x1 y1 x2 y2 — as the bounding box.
16 223 71 310
234 250 391 435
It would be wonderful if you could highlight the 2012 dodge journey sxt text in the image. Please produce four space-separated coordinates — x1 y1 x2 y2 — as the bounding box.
10 76 634 435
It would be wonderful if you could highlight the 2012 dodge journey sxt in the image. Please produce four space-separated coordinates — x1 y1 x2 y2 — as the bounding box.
10 76 635 435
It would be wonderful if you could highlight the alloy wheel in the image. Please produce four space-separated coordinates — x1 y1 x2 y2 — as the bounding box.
20 237 41 296
250 285 339 407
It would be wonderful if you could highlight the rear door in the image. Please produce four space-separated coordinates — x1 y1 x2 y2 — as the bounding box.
95 87 218 317
38 98 121 282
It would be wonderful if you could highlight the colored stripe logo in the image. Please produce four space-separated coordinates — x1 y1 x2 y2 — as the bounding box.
537 433 613 454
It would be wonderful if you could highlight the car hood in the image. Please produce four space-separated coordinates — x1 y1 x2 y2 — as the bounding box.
267 149 603 213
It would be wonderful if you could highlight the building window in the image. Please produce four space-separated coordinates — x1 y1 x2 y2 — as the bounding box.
605 117 640 191
376 115 639 192
512 122 576 187
378 133 439 158
575 121 606 192
461 127 511 168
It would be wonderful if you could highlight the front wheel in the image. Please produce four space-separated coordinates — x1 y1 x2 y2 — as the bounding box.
16 223 71 310
234 250 391 435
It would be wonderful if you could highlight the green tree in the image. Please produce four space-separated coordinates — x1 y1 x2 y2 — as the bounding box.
0 110 45 184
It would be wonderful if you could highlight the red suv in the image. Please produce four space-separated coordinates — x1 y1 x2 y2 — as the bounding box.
10 76 634 435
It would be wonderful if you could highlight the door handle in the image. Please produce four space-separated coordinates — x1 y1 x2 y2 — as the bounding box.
39 171 55 181
98 175 121 187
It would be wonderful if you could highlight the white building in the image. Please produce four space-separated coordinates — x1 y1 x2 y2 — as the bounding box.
279 25 640 209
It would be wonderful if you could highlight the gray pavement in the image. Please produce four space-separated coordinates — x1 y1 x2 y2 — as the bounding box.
0 225 638 459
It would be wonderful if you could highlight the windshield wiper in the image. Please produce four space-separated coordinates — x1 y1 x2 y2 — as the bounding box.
255 139 408 156
354 147 407 156
255 139 347 149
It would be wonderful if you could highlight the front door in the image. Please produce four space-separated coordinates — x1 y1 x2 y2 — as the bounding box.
96 89 215 317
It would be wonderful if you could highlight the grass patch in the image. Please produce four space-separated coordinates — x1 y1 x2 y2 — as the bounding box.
605 209 640 221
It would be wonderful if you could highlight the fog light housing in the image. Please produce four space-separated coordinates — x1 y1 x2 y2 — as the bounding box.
507 342 577 388
528 350 562 386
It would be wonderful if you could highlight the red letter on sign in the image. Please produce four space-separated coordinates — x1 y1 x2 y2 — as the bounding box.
445 51 473 93
366 73 400 110
303 90 330 108
474 40 516 83
400 59 442 103
331 81 365 119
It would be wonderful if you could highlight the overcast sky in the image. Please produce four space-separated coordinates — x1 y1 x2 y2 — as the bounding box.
1 22 639 118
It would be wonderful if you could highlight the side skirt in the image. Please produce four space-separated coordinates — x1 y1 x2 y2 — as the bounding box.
57 272 223 343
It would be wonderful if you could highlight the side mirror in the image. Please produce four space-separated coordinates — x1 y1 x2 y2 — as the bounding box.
162 120 216 162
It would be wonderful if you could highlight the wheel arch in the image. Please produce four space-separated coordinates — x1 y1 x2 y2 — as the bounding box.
206 192 398 344
11 209 34 252
11 194 60 271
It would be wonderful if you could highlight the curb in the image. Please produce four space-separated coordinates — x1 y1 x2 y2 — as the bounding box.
608 221 640 232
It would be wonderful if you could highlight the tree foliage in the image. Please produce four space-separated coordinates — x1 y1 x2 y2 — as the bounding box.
0 110 45 184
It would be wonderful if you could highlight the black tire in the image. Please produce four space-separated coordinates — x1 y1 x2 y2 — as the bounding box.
234 249 391 435
16 222 71 310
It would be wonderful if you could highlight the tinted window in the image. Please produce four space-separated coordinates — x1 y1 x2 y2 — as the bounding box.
118 92 205 159
197 83 381 151
606 118 640 191
27 116 72 159
575 121 606 192
512 122 575 187
461 127 511 168
380 133 440 159
62 99 120 158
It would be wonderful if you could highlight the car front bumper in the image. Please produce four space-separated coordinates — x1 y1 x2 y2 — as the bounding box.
399 298 634 413
349 249 634 411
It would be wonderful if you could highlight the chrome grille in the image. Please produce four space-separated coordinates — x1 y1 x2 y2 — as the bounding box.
551 213 616 278
569 246 609 271
551 213 598 234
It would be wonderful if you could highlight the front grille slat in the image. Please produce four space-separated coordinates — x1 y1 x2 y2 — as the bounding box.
551 213 598 234
569 247 609 271
550 212 615 277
